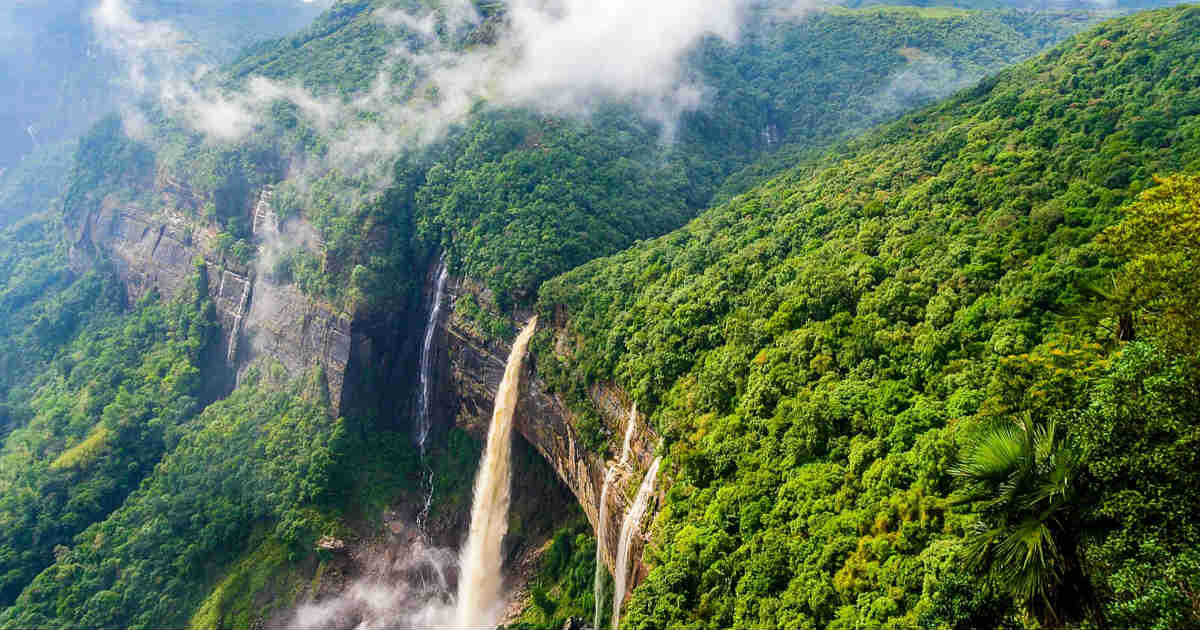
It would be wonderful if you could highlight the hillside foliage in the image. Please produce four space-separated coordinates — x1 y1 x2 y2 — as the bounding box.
2 2 1198 629
537 7 1200 627
66 3 1092 311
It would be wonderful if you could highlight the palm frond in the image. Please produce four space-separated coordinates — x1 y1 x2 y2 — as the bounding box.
953 423 1027 485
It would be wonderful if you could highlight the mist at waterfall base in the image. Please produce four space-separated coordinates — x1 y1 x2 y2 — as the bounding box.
289 319 537 630
290 537 459 629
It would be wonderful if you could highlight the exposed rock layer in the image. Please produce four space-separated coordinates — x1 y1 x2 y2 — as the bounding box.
66 187 660 604
443 275 661 591
68 192 354 407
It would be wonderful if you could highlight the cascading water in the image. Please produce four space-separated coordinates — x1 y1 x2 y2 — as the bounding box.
594 406 639 629
417 258 449 455
611 456 662 629
454 318 538 628
226 280 251 364
415 258 449 538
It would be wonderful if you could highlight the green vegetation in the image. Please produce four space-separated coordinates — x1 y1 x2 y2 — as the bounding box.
952 415 1092 626
536 7 1200 627
0 212 96 416
5 1 1198 628
0 268 217 608
509 521 600 630
71 2 1090 311
0 366 344 630
0 142 73 228
412 6 1093 304
187 530 308 630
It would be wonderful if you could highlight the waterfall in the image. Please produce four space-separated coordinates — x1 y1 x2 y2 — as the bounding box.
594 406 639 629
226 279 251 364
415 258 449 539
416 258 449 455
251 187 277 237
611 456 662 629
454 318 538 628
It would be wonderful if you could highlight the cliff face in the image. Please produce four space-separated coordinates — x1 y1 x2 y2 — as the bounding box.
68 189 354 408
442 275 662 591
67 183 662 599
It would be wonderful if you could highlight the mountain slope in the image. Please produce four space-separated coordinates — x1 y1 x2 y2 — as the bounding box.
61 1 1095 313
0 2 1180 628
536 6 1200 627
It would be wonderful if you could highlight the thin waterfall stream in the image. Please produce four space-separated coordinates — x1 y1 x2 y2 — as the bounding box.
594 405 638 629
454 318 538 628
417 257 449 455
612 456 662 629
415 258 449 537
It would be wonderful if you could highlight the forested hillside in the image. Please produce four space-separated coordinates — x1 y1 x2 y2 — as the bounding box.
65 1 1092 315
0 0 330 226
538 6 1200 628
2 1 1198 629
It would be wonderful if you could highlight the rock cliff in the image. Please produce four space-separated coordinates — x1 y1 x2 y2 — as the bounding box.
67 181 663 602
442 274 663 594
68 188 354 407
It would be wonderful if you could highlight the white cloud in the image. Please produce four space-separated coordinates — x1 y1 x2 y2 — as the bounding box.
89 0 826 184
498 0 748 125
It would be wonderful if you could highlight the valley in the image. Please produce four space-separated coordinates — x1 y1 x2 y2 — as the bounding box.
0 1 1197 629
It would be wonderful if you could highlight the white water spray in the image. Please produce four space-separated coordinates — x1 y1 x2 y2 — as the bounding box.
611 456 661 629
454 318 538 628
289 535 459 630
594 405 639 629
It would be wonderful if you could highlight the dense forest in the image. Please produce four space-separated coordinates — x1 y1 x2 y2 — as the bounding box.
0 0 1198 629
538 6 1200 627
61 1 1093 314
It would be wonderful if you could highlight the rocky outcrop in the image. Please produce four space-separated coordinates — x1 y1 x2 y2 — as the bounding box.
240 277 353 406
69 183 663 602
69 190 353 407
442 275 663 590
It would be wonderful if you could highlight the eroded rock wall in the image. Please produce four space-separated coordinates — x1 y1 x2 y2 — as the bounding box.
69 191 353 407
443 275 662 586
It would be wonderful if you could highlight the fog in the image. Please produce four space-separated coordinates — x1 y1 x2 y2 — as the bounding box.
0 0 331 170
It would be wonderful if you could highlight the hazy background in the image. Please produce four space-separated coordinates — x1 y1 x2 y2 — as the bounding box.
0 0 334 169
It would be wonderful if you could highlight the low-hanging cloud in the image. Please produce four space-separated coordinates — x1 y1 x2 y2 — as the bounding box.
499 0 747 125
94 0 827 164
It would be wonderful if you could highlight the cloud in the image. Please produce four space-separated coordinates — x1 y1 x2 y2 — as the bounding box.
871 53 976 119
497 0 748 126
91 0 193 95
91 0 829 171
83 0 851 217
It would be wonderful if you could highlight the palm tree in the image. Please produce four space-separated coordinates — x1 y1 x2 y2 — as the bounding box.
952 414 1098 627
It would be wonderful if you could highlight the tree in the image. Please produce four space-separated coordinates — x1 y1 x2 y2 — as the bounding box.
952 415 1097 627
1099 174 1200 352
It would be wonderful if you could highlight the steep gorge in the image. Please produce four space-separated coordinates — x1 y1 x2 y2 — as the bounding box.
60 169 668 620
442 273 666 610
10 4 1176 627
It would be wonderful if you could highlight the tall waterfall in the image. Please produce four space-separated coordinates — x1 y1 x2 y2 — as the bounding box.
226 280 251 364
594 406 639 629
417 258 449 455
454 318 538 628
611 456 662 629
415 258 448 538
